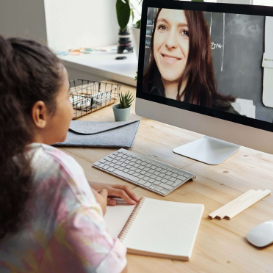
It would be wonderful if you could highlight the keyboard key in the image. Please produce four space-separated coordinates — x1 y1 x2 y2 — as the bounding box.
160 189 168 195
161 179 167 183
138 174 145 179
173 180 183 186
177 177 186 181
166 171 172 175
143 177 149 181
154 181 161 185
140 170 146 175
155 186 163 191
164 175 171 180
138 180 145 185
172 173 178 178
159 183 172 190
113 170 139 182
108 167 115 172
128 171 134 175
159 173 165 178
144 182 151 187
148 178 155 183
169 177 176 182
150 185 156 190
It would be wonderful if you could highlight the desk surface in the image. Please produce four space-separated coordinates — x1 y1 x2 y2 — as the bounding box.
59 48 138 87
61 83 273 273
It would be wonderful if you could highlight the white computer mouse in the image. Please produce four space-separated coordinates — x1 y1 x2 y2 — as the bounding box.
246 220 273 248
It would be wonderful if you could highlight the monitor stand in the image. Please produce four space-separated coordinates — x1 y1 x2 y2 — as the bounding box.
173 136 240 165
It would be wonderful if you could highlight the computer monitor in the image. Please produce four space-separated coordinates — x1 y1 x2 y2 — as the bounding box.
135 0 273 164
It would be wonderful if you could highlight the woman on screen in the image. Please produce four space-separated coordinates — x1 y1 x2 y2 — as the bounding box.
143 8 239 114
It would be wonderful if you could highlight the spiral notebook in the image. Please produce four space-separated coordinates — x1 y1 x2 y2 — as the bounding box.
104 197 204 261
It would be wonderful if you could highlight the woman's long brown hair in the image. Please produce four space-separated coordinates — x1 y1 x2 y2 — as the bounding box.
143 8 235 109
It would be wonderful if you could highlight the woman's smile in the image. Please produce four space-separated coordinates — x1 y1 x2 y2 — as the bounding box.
160 53 182 64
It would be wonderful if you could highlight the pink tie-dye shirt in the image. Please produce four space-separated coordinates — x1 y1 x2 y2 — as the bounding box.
0 143 127 273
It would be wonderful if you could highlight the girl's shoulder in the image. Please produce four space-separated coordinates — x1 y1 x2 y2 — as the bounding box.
26 143 95 208
28 143 82 176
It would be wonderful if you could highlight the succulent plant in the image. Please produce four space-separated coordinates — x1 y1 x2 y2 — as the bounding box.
118 91 135 109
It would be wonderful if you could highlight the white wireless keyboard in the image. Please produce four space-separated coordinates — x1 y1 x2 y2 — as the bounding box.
92 149 196 196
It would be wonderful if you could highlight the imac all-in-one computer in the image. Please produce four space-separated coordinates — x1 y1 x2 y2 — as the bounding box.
135 0 273 164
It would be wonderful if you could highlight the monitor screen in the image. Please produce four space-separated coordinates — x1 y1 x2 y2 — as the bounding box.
137 1 273 132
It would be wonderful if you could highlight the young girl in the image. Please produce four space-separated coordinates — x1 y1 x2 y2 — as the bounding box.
0 36 139 273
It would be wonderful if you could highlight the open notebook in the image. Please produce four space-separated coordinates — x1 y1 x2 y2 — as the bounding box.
104 197 204 261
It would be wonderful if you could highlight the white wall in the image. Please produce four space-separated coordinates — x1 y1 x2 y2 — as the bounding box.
218 0 252 3
44 0 119 52
0 0 47 44
253 0 273 6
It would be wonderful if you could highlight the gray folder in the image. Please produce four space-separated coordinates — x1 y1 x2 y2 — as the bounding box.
53 120 140 148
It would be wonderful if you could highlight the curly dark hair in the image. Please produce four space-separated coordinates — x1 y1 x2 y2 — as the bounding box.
0 36 63 239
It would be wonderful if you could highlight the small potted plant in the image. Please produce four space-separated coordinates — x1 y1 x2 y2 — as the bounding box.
113 91 134 121
116 0 142 57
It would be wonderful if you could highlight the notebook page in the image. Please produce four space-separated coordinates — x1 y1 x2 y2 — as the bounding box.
122 198 204 259
104 202 135 238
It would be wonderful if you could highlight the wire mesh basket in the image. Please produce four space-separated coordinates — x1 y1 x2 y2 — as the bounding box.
69 79 121 119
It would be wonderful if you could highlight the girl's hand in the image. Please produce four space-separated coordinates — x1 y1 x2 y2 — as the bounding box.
89 182 139 206
91 188 108 215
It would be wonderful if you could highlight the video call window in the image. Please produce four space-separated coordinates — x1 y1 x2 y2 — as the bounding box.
143 8 273 124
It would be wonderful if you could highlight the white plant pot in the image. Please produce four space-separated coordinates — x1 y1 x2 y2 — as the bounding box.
131 26 141 59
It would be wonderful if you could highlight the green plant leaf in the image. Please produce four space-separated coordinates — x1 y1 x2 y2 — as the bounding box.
135 19 141 29
118 91 135 108
116 0 131 31
131 9 135 23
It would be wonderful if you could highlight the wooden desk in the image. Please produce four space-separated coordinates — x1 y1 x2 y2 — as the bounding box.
61 83 273 273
